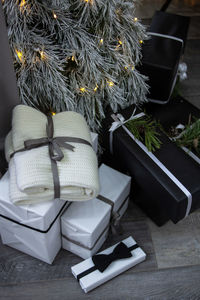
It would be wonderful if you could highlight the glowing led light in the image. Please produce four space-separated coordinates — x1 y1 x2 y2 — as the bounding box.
40 50 46 60
94 84 98 92
84 0 93 3
139 40 143 44
118 40 122 45
51 112 56 116
19 0 26 11
80 87 86 92
53 11 57 19
16 49 24 62
124 64 134 71
107 80 114 87
134 17 138 22
100 38 103 44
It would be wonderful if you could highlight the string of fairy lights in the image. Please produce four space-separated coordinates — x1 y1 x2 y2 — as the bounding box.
5 0 144 97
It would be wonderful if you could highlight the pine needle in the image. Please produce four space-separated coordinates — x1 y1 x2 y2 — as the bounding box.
125 116 162 152
175 118 200 155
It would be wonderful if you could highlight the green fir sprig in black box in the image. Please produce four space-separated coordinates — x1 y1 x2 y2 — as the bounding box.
174 118 200 158
104 104 200 226
125 116 162 153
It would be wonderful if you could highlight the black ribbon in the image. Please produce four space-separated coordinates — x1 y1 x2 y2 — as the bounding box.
97 194 126 235
0 201 68 233
10 115 93 199
77 243 139 281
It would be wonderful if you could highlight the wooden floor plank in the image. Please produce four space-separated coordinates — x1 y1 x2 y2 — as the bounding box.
185 95 200 109
148 211 200 269
1 265 200 300
123 199 147 222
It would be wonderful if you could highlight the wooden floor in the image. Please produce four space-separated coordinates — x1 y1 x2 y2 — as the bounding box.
1 1 200 299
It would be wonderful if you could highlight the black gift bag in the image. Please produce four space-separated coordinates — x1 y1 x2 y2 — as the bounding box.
139 0 190 104
0 3 20 174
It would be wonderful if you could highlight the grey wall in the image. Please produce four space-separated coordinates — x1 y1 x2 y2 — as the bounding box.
0 3 20 173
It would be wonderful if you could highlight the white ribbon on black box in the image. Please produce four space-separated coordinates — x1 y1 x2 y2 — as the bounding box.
109 112 192 218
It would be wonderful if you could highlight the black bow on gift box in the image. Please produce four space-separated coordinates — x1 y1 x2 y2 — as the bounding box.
77 242 139 282
92 242 132 272
92 242 139 273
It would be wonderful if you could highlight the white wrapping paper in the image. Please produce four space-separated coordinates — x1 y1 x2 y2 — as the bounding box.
71 236 146 293
61 164 131 259
0 172 68 264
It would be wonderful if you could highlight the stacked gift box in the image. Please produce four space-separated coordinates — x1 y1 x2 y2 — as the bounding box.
61 164 131 259
0 105 132 263
0 172 68 264
0 162 131 263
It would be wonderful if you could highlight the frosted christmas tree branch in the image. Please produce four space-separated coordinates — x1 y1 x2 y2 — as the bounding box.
3 0 148 130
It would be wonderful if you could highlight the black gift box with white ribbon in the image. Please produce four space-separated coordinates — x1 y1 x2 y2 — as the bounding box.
139 10 190 104
145 96 200 169
105 105 200 226
145 96 200 132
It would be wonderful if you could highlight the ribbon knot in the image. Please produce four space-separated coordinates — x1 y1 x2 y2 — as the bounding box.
47 137 53 143
92 242 132 272
24 116 76 164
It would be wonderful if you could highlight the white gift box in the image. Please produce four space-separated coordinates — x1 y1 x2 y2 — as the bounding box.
0 172 68 264
71 236 146 293
90 132 98 153
61 164 131 259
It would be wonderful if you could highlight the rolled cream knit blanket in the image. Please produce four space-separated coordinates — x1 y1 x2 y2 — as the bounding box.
5 105 99 205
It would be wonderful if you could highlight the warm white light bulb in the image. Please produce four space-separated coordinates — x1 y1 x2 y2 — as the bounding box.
53 11 57 19
16 49 24 63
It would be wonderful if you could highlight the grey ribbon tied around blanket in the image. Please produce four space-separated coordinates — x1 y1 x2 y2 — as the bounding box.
11 115 93 199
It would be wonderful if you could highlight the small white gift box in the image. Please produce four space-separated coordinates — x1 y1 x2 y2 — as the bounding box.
0 172 68 264
71 236 146 293
61 164 131 259
90 132 98 153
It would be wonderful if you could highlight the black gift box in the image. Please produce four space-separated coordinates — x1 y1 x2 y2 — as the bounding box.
145 96 200 164
0 3 20 174
103 105 200 226
145 96 200 131
139 10 190 104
